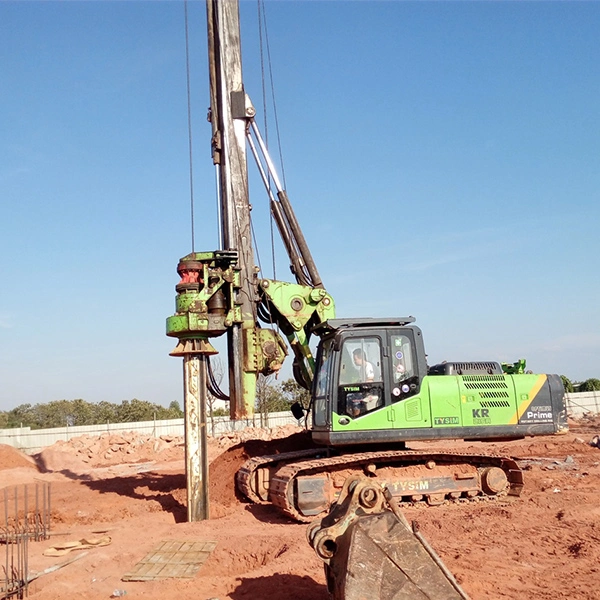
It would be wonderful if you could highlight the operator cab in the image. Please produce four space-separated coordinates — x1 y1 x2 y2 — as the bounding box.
311 318 428 441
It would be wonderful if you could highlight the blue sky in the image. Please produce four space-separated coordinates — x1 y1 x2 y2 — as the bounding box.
1 1 598 412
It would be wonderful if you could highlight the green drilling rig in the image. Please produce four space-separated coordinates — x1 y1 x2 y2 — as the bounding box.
166 0 567 525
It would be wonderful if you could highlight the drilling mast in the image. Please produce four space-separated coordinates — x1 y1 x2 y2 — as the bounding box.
206 0 258 419
166 0 287 521
166 0 333 521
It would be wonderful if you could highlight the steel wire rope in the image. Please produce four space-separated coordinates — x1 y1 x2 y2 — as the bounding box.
249 3 314 389
184 1 196 253
185 3 227 402
257 0 277 283
260 1 287 191
254 0 318 396
184 3 231 403
256 4 316 289
254 0 307 332
244 0 278 329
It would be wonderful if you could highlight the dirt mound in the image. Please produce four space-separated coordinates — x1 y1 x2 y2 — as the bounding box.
35 425 309 475
214 424 308 451
209 428 317 511
0 443 38 471
569 413 600 433
36 432 185 473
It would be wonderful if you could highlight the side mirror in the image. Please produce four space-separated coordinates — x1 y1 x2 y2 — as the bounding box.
291 402 305 420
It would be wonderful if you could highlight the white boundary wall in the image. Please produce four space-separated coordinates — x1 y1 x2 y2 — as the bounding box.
0 411 300 454
565 391 600 417
1 392 597 454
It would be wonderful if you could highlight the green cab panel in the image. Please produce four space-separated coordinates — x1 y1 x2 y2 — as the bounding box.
422 375 462 428
331 392 433 433
331 406 394 432
392 394 432 429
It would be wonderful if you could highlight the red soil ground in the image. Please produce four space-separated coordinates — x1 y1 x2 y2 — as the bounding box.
2 417 600 600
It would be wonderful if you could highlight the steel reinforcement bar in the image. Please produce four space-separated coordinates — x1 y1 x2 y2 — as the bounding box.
1 483 52 599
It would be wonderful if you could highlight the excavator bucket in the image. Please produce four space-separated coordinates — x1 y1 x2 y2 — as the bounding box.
308 477 469 600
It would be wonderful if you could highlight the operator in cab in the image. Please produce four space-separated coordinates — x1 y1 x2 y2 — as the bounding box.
347 349 375 417
352 349 374 382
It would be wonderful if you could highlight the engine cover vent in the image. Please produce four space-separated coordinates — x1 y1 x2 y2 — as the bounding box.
428 361 503 376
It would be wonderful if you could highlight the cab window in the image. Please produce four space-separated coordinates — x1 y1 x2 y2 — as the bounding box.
390 334 419 402
337 337 384 418
313 340 333 426
338 338 381 384
315 340 332 397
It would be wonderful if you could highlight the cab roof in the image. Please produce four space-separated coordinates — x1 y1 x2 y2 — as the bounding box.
313 317 416 335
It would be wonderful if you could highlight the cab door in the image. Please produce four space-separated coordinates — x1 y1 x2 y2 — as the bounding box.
388 331 431 430
312 339 333 431
332 335 392 431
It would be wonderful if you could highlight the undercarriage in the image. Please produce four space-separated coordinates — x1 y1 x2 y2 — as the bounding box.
236 448 524 522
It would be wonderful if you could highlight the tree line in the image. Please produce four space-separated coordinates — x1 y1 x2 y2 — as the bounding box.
0 377 309 430
0 398 185 430
560 377 600 393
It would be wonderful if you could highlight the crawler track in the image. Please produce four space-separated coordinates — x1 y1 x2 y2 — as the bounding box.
237 449 524 522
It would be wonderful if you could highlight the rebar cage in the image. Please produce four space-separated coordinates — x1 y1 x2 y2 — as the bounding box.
1 483 51 599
